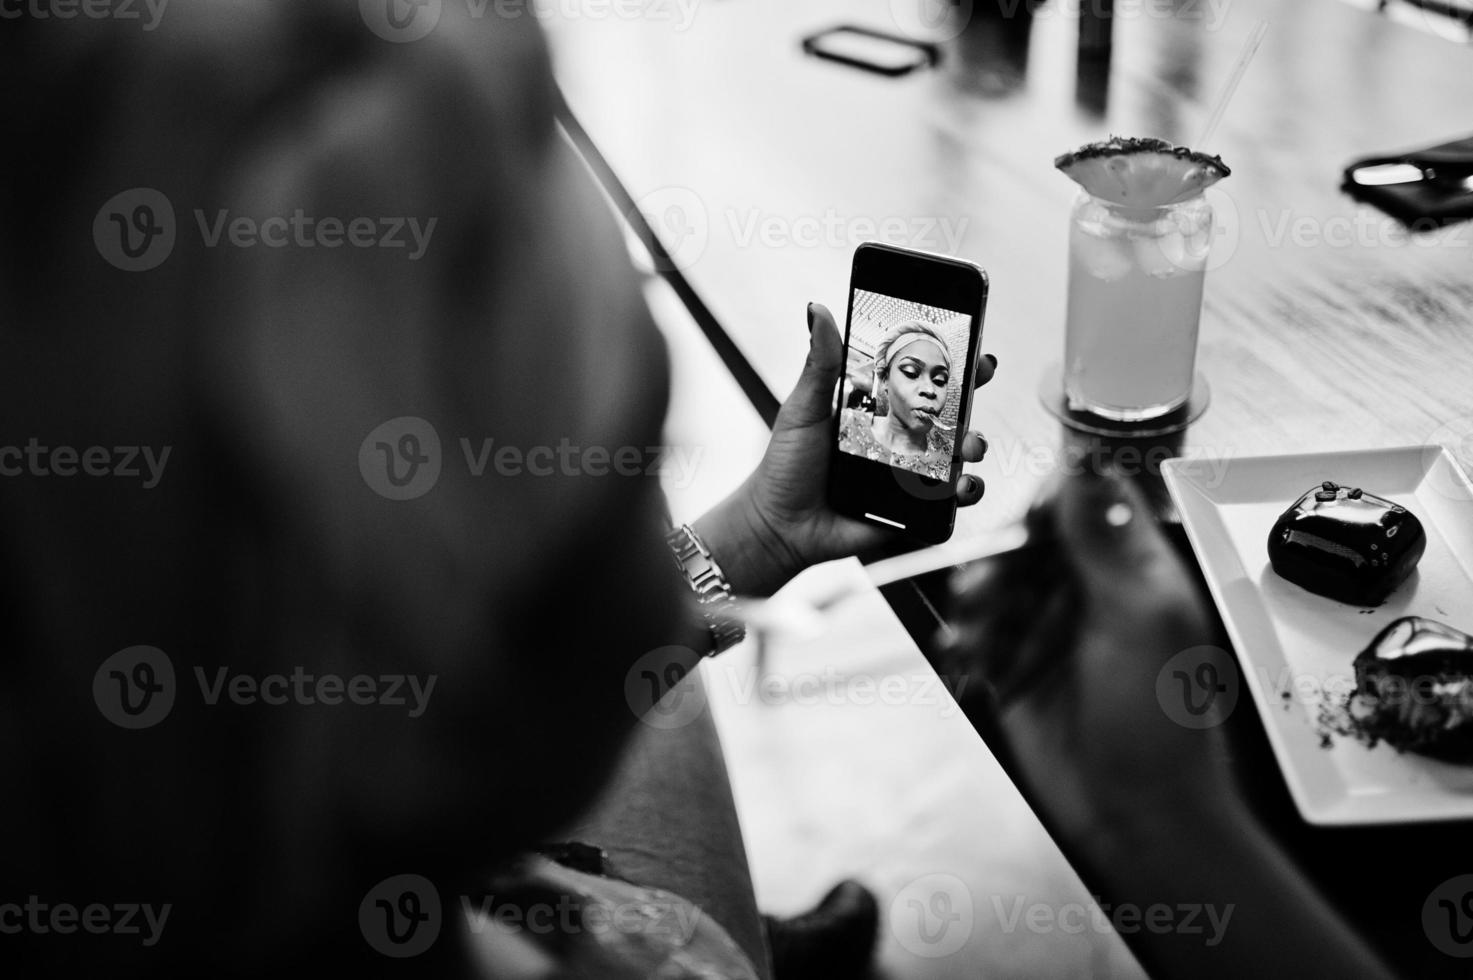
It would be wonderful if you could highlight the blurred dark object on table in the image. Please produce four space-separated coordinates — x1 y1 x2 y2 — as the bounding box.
1378 0 1473 40
1343 134 1473 225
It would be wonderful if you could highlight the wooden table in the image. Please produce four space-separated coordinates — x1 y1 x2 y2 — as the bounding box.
546 1 1473 974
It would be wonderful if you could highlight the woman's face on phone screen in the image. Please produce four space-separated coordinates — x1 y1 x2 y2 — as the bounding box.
886 339 949 430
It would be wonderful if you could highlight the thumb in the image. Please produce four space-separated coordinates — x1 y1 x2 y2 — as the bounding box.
780 302 844 427
1052 469 1181 604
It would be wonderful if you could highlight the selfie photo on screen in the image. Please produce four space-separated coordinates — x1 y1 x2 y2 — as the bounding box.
837 289 972 480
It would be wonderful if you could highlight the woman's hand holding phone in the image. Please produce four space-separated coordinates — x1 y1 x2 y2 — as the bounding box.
692 301 996 598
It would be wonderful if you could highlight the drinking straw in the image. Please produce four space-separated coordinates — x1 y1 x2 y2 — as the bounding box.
1194 19 1270 150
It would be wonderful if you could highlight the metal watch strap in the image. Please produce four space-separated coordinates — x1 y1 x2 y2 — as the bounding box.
665 524 746 655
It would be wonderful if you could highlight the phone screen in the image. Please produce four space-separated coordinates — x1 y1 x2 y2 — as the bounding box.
836 288 973 484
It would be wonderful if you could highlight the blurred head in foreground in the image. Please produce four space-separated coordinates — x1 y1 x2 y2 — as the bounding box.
0 2 689 974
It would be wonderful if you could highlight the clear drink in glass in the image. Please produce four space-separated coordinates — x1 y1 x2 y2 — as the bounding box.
1063 191 1214 421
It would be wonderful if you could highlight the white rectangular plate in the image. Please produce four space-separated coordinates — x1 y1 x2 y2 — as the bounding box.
1163 446 1473 825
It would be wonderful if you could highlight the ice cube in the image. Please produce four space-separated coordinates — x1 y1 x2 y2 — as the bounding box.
1136 226 1204 278
1072 232 1133 282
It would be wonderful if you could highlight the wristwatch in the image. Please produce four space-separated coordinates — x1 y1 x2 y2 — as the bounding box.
665 524 746 655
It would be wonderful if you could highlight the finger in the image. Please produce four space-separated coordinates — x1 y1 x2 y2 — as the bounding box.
972 352 998 389
960 430 988 463
956 474 985 507
1052 469 1184 606
779 301 844 427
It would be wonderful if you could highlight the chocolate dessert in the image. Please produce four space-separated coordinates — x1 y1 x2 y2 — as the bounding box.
1267 481 1425 605
1347 616 1473 763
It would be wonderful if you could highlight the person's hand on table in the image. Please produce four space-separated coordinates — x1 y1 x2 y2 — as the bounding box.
939 468 1233 830
693 301 997 598
939 469 1396 980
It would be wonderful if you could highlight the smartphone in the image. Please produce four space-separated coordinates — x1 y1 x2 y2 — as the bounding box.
827 243 988 544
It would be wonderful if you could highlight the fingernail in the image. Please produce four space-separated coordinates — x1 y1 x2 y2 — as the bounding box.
1082 468 1136 535
979 436 989 457
985 353 998 369
806 302 816 334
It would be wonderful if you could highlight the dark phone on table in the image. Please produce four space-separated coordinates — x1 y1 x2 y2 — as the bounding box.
801 25 939 77
827 243 988 545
